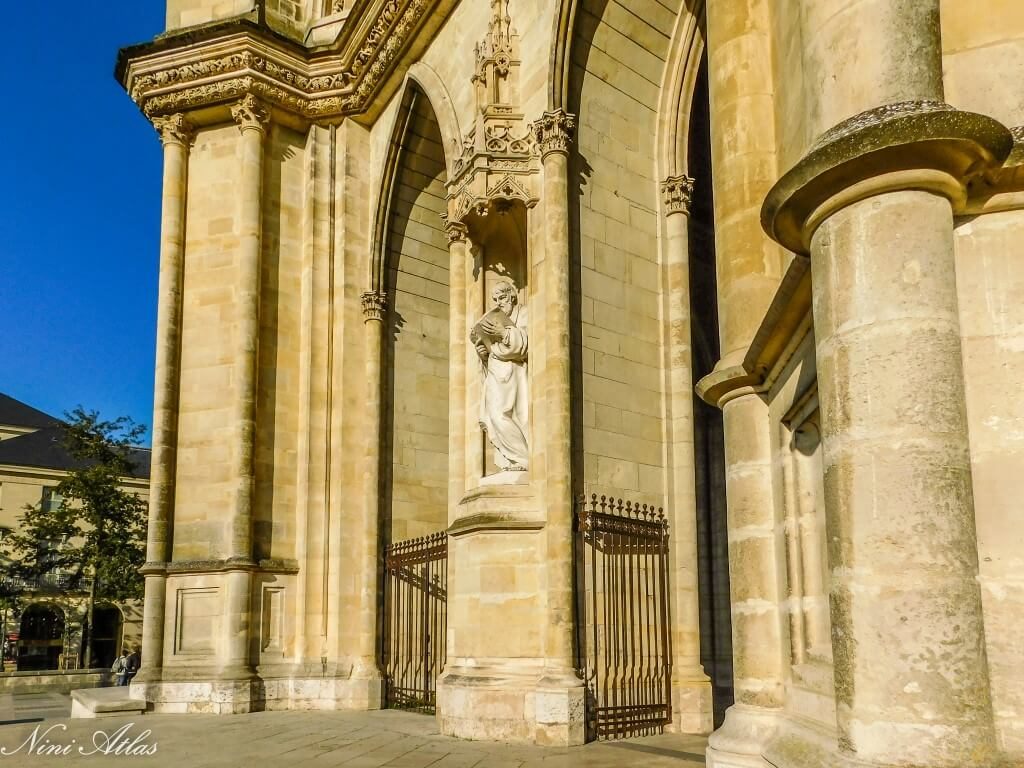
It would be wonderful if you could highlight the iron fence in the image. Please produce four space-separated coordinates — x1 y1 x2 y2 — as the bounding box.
577 493 673 739
382 530 447 714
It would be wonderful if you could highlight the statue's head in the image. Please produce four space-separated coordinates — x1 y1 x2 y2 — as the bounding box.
492 282 517 314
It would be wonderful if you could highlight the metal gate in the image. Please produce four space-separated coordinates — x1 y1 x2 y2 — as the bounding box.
382 531 447 714
577 494 673 739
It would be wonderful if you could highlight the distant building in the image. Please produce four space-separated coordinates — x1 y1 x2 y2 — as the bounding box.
0 393 149 672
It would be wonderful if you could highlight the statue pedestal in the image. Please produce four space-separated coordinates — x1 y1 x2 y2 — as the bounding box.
438 482 583 745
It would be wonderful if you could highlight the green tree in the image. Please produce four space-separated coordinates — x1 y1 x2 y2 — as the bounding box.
0 408 148 668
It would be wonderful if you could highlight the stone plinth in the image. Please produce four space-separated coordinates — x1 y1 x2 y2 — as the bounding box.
436 484 585 745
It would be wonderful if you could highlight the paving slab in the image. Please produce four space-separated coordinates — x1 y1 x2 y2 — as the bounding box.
0 708 707 766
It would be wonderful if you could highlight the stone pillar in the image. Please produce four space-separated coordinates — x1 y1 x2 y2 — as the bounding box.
350 289 386 708
811 192 995 766
445 222 469 522
701 0 788 762
533 108 585 745
758 2 1010 765
136 113 193 687
223 93 269 678
661 174 712 733
709 393 787 765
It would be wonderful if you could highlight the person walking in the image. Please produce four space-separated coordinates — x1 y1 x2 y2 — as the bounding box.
111 649 128 686
124 647 140 685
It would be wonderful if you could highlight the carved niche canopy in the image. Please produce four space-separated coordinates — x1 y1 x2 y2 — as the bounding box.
117 0 453 123
446 0 539 224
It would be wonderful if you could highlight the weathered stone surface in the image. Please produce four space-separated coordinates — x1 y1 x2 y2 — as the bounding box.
113 0 1024 764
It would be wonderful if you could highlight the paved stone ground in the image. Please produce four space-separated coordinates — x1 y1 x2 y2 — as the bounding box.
0 697 708 767
0 691 71 725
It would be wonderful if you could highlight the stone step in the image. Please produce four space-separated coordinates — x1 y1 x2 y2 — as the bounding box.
70 687 147 719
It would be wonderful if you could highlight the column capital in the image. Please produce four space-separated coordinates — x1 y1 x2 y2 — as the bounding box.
445 220 469 245
532 109 576 158
762 101 1012 254
152 113 194 148
361 290 387 322
661 174 695 216
231 94 271 134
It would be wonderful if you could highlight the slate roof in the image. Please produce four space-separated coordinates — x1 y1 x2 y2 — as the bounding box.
0 393 59 431
0 394 151 479
0 426 152 479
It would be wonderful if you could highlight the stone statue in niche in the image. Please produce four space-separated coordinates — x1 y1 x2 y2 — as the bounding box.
471 281 529 471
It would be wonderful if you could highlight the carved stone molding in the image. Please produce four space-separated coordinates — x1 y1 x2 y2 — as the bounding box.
763 101 1013 254
532 109 576 158
231 94 271 133
118 0 442 121
152 113 195 147
661 175 695 216
361 290 388 322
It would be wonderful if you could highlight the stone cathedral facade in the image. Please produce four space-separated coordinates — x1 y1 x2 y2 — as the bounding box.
117 1 1023 766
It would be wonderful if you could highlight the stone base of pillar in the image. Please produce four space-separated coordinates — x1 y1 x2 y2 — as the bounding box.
706 704 781 768
135 669 383 714
436 665 585 746
670 675 714 734
761 716 839 768
533 673 586 746
139 678 259 715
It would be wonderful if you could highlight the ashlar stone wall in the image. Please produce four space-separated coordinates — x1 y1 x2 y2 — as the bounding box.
174 124 247 561
571 0 676 503
384 96 450 543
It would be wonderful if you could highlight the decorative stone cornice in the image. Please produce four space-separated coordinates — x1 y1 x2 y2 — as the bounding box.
532 109 576 158
762 101 1013 254
152 113 194 147
118 0 445 122
231 94 270 133
661 175 695 215
361 290 388 322
445 220 469 244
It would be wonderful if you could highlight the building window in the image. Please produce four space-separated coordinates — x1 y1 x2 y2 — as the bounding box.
41 487 63 514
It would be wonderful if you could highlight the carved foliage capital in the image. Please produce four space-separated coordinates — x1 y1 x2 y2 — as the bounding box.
532 109 576 158
231 94 270 133
445 220 469 245
361 290 388 322
661 175 695 216
152 113 194 147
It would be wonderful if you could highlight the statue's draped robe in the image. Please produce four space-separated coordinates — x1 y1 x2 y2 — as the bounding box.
480 304 529 469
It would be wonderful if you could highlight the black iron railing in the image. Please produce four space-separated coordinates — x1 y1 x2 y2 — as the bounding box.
577 494 672 740
382 531 447 715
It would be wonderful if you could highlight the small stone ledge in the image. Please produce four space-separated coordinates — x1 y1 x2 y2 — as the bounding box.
762 101 1013 254
156 558 297 575
70 687 147 719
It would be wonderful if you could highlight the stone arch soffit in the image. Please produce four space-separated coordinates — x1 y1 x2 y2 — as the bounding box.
369 66 457 293
657 0 706 179
549 0 704 122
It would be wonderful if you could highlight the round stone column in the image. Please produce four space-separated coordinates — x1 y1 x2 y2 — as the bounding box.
352 289 386 708
532 108 585 746
702 0 789 761
661 174 713 733
136 113 193 686
444 222 469 522
810 190 996 766
760 1 1012 764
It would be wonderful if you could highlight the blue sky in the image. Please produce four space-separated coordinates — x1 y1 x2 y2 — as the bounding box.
0 4 167 440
